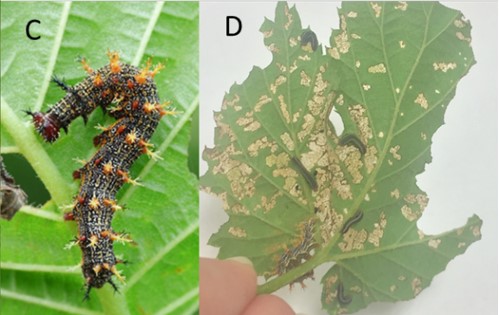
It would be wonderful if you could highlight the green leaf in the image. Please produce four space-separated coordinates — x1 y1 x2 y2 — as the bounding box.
200 2 481 315
1 2 198 315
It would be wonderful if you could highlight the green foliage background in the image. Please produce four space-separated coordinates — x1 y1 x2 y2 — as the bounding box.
1 2 198 315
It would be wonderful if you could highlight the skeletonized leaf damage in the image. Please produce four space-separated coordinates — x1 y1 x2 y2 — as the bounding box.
202 2 482 314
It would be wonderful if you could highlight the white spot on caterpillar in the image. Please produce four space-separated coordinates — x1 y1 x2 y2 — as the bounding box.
362 84 371 91
399 40 406 48
378 131 384 138
355 60 361 68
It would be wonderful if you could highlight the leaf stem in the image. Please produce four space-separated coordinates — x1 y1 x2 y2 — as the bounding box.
0 97 73 206
19 205 64 222
257 249 328 294
0 145 20 153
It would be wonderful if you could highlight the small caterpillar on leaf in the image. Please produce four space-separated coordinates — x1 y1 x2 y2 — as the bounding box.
300 30 318 52
291 156 318 192
341 210 363 234
337 281 353 305
338 133 366 155
27 51 175 298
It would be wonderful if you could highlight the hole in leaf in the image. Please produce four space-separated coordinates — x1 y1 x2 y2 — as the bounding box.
328 107 344 135
2 153 50 205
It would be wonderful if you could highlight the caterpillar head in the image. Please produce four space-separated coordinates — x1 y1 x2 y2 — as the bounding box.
82 263 121 300
25 110 62 142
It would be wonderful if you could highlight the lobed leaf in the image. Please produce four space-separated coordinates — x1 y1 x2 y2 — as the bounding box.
201 2 482 314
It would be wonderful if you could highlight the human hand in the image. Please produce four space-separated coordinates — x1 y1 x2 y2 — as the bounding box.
200 257 295 315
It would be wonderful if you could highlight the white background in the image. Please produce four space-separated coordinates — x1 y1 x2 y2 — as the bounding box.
200 2 498 315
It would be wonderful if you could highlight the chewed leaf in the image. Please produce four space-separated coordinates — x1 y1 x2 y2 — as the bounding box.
322 215 482 314
201 1 481 314
202 2 338 275
319 2 481 313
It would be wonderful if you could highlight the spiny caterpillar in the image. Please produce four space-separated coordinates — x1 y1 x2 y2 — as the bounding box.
275 219 318 288
27 51 174 298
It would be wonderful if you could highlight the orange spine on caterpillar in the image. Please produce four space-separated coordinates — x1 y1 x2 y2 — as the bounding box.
27 51 175 298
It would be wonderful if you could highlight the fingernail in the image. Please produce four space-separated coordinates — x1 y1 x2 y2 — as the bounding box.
225 256 253 267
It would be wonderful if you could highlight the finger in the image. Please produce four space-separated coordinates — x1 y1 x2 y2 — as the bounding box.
242 294 296 315
200 257 257 315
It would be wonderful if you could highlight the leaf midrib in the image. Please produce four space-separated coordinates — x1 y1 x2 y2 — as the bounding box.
338 3 435 223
